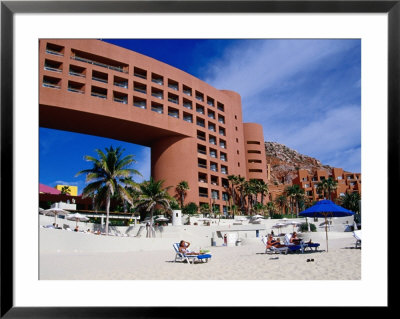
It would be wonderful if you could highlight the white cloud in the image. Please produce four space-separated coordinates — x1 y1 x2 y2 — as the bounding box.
203 39 361 172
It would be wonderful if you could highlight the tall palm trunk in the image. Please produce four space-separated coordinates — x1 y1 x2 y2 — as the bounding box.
105 190 111 235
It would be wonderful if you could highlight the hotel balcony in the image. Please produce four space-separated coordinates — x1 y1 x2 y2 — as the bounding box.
134 67 147 79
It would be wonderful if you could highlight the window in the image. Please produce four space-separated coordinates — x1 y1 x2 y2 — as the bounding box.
249 169 263 173
220 152 227 162
69 64 85 77
197 144 207 155
219 127 226 136
220 139 226 149
183 99 192 110
133 81 146 94
67 81 84 94
222 192 229 201
210 162 218 172
198 159 207 169
207 97 215 106
248 159 262 163
217 102 224 112
44 59 62 72
42 75 61 89
199 187 208 198
168 107 179 119
211 190 219 200
248 150 261 154
133 96 146 109
151 87 163 100
195 91 204 102
198 172 207 183
197 130 206 141
91 86 107 99
196 104 205 114
168 79 179 91
114 76 128 89
221 165 228 174
208 110 215 119
72 49 128 73
151 73 164 85
183 85 192 96
168 92 179 104
92 70 108 84
151 102 163 114
209 135 216 145
113 91 128 104
209 148 217 158
183 112 193 123
208 123 216 132
218 115 225 124
222 178 229 188
210 176 219 186
45 42 64 56
134 67 147 79
196 117 205 128
247 141 261 145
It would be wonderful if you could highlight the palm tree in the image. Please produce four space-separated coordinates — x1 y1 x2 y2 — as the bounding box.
175 181 189 209
258 180 269 205
316 177 337 200
339 192 361 223
275 194 288 216
60 185 71 195
76 146 141 235
227 175 239 215
285 184 304 217
135 178 173 237
325 177 338 201
237 176 246 214
199 203 210 216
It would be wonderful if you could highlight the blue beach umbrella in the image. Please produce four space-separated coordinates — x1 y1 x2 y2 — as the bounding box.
299 200 354 252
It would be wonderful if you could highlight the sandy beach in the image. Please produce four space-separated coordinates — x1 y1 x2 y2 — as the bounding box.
40 229 360 280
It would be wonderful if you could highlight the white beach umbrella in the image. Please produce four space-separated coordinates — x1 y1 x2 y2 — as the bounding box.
66 213 89 228
235 217 247 221
42 207 70 224
39 207 44 213
272 222 287 234
155 217 169 222
286 221 302 232
252 214 264 219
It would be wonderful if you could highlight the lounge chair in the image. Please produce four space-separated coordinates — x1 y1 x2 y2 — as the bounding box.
283 234 305 253
353 230 361 249
261 237 289 255
173 243 212 264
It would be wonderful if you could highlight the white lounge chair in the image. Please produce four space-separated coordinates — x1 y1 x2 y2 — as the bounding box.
173 243 212 264
353 230 361 249
261 236 289 255
283 234 305 253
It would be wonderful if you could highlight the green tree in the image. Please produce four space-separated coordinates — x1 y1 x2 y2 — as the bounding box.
339 192 361 223
183 202 198 215
316 177 338 200
135 178 173 237
76 146 141 235
175 180 190 209
285 184 304 217
60 185 71 195
199 203 210 216
275 194 288 215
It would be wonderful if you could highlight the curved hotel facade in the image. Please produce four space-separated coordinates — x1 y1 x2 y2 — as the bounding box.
39 39 267 214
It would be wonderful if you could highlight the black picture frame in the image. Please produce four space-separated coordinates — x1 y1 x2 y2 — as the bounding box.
1 0 395 317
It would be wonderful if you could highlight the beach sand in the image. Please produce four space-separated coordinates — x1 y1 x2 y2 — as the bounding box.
40 232 360 280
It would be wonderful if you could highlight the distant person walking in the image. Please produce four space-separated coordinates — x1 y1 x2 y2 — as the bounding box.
224 233 227 246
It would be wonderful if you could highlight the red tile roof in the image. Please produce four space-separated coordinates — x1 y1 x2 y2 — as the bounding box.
39 183 61 194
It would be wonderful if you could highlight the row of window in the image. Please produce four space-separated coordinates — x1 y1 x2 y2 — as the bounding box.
196 130 226 150
198 173 229 188
198 187 229 201
197 144 228 161
45 42 226 111
197 158 228 174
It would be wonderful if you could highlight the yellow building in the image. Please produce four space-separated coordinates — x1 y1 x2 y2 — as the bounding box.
56 185 78 196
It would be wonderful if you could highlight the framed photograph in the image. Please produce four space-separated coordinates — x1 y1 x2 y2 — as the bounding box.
1 0 395 316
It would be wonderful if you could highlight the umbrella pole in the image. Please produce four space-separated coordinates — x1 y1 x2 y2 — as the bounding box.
325 215 329 252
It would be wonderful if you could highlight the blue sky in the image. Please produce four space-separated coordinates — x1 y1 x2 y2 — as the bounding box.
40 39 361 194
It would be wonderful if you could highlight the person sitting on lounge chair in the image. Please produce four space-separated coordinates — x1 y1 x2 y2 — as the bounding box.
290 232 302 245
266 234 286 249
179 240 199 255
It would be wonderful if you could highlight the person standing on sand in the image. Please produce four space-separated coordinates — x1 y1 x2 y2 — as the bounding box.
146 222 150 238
224 234 227 246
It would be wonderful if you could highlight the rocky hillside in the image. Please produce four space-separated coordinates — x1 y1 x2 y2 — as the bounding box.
265 142 332 185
